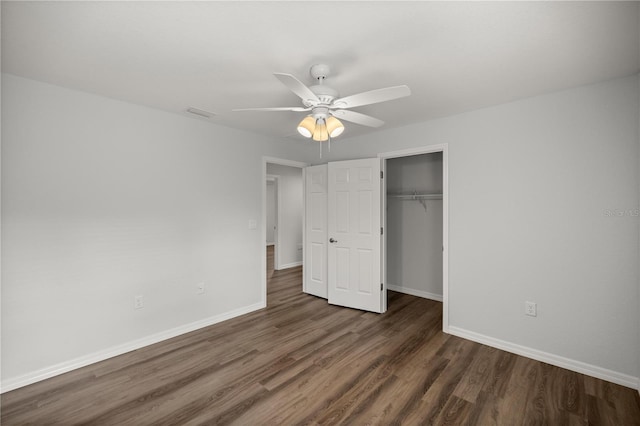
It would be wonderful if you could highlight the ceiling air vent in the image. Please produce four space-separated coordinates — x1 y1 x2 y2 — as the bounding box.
186 107 216 119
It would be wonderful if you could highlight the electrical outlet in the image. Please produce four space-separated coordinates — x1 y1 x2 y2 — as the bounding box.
525 301 537 317
196 282 205 295
134 295 144 309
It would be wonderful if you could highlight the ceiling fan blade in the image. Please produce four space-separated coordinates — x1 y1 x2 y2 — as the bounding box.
274 73 320 104
332 85 411 109
331 109 384 127
232 106 311 112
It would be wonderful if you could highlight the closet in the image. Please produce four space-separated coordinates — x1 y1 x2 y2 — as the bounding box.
386 153 443 302
302 153 444 314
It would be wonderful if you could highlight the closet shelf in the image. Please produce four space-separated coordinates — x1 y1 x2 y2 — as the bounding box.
387 192 443 201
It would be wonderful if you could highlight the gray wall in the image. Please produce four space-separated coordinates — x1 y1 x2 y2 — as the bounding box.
314 74 640 384
0 74 312 388
266 181 276 245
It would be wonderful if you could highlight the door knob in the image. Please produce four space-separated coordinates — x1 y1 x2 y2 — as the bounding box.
329 238 338 243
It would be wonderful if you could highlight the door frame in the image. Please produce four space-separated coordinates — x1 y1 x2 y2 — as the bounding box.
262 157 308 307
378 144 449 332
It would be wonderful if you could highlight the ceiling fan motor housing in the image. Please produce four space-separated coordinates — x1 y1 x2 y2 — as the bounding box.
306 84 339 106
311 106 330 120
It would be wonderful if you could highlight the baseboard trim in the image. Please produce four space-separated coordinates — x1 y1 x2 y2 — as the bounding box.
387 284 443 302
1 301 266 393
448 326 639 390
277 261 302 270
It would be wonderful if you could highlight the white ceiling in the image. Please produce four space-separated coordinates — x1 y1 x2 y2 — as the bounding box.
2 1 639 141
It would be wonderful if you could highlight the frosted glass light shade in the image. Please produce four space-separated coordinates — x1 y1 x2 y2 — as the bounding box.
312 120 328 141
297 116 315 138
325 116 344 137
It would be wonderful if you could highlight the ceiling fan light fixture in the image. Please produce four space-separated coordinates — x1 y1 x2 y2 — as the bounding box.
326 116 344 137
312 119 329 142
297 115 315 138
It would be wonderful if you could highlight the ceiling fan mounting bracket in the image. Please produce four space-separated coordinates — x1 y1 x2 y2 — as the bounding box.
310 63 331 81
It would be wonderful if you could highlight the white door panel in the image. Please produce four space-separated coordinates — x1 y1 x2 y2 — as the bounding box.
304 165 328 299
328 159 383 313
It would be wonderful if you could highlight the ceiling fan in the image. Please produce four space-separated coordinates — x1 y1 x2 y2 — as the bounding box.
233 64 411 142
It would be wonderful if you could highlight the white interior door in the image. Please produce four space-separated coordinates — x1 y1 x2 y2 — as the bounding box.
304 164 328 299
328 158 384 313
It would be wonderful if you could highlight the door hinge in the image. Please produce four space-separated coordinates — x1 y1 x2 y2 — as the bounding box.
381 283 384 291
380 170 383 179
380 227 384 235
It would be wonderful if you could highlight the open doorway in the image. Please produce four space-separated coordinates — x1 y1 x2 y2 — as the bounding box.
380 145 449 331
386 153 443 301
267 163 303 270
261 157 307 307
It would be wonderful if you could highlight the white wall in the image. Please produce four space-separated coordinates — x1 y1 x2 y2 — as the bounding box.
386 153 443 300
266 180 276 245
0 74 313 390
315 74 640 386
266 163 303 268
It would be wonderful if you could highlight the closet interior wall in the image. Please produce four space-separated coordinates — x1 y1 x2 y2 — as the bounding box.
386 153 443 301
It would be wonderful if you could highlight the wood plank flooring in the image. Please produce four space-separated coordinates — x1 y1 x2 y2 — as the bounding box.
2 246 639 424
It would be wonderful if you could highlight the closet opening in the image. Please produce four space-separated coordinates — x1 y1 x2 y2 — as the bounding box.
381 145 448 329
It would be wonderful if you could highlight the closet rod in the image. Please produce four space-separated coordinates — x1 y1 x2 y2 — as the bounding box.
387 192 443 200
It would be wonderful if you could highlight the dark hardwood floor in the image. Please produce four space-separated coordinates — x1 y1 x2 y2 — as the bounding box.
2 246 639 425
